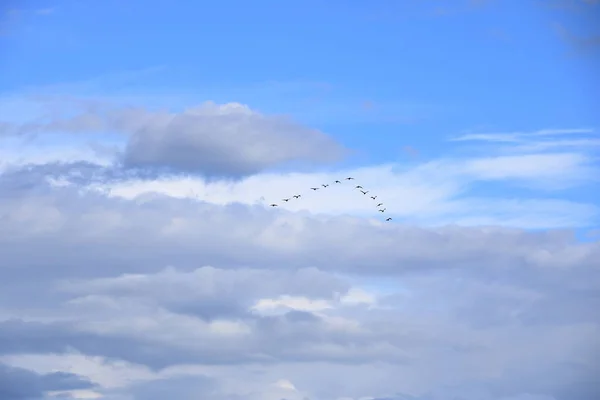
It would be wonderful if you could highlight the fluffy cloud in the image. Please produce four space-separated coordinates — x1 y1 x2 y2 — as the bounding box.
0 101 345 177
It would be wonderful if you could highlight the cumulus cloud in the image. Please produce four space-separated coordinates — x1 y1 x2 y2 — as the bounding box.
0 101 346 177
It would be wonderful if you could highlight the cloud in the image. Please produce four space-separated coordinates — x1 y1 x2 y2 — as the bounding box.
34 8 55 15
0 96 598 399
1 179 598 284
0 155 597 244
0 101 346 178
3 141 593 229
450 128 600 155
451 128 596 143
0 362 95 400
545 0 600 11
553 23 600 52
79 153 597 227
446 128 599 188
0 173 598 381
461 153 592 181
469 0 492 6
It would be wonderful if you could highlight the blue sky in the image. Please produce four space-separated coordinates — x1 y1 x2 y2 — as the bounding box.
2 0 598 134
0 1 599 399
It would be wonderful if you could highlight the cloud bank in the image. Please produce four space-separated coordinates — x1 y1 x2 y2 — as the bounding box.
0 97 598 400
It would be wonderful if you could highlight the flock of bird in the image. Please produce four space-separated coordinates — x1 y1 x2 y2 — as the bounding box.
267 177 392 221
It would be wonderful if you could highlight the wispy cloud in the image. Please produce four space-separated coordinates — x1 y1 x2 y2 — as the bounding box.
451 128 596 143
545 0 600 12
553 22 600 53
510 138 600 152
450 128 599 157
34 8 55 15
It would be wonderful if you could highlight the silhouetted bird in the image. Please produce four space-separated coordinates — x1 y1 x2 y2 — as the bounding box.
322 184 329 187
310 187 319 191
360 190 369 195
282 198 290 202
378 208 386 212
371 196 377 200
355 185 363 189
345 177 354 180
386 217 392 221
270 204 278 207
377 203 383 207
335 180 341 184
293 195 301 199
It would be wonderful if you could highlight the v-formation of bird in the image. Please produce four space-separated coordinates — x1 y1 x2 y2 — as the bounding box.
269 177 392 221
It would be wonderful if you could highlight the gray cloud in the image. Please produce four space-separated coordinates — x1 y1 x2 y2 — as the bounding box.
125 375 217 400
0 162 599 399
0 310 416 370
0 362 95 400
0 319 248 369
1 174 597 286
0 101 346 177
60 265 350 319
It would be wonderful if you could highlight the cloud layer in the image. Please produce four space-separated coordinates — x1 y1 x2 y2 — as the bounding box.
0 97 599 399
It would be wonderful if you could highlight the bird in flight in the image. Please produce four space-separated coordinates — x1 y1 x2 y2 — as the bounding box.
335 180 341 184
270 204 278 207
360 190 369 195
386 217 392 221
322 184 329 188
379 208 386 212
282 198 290 202
345 177 354 180
371 196 377 200
377 203 383 207
293 195 301 198
310 187 319 191
355 185 363 189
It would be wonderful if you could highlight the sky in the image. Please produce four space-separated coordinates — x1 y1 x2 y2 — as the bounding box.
0 0 599 399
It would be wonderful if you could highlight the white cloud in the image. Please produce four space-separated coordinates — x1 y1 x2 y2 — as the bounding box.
449 128 599 164
67 153 597 228
461 153 590 181
252 296 334 313
339 288 377 307
451 128 596 142
273 378 297 391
